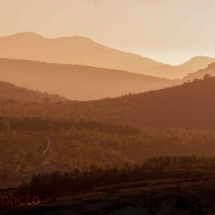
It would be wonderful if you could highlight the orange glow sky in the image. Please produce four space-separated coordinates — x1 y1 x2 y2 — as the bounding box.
0 0 214 65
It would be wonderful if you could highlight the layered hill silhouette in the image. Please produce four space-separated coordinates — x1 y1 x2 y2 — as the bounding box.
0 81 67 103
0 32 214 79
62 75 215 130
0 32 161 73
74 75 215 130
183 61 215 82
142 56 215 79
2 75 215 131
0 58 174 101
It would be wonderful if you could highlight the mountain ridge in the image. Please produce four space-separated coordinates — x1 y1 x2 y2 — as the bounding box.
1 32 214 79
0 58 175 101
1 75 215 131
0 32 161 72
0 81 68 103
183 61 215 82
142 56 215 79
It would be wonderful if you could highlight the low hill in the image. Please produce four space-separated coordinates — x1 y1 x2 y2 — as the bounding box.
82 75 215 130
183 61 215 82
0 58 174 101
0 81 67 102
142 56 215 79
74 75 215 130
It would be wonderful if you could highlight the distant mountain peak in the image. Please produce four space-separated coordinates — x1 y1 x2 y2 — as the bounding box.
7 32 95 43
180 56 215 66
189 56 214 61
8 32 44 38
69 35 94 41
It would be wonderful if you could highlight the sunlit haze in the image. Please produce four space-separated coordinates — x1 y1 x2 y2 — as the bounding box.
1 0 215 65
2 1 215 214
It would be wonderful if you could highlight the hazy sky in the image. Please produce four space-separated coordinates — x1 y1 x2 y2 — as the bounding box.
0 0 214 65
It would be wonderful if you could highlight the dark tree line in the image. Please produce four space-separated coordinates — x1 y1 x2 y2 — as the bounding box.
19 155 215 199
0 117 140 135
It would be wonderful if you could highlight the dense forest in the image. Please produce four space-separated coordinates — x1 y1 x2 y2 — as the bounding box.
2 117 215 164
2 117 215 188
1 74 215 204
0 76 215 215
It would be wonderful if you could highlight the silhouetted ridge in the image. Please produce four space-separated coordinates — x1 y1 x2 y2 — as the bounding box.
0 58 174 101
183 61 215 82
0 81 68 102
1 75 215 130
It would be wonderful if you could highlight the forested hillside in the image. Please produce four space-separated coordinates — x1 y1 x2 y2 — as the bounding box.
1 119 215 164
1 75 215 130
0 81 67 102
1 74 215 189
2 119 215 189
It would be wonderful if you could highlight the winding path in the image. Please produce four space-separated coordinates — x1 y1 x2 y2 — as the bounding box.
41 135 59 165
